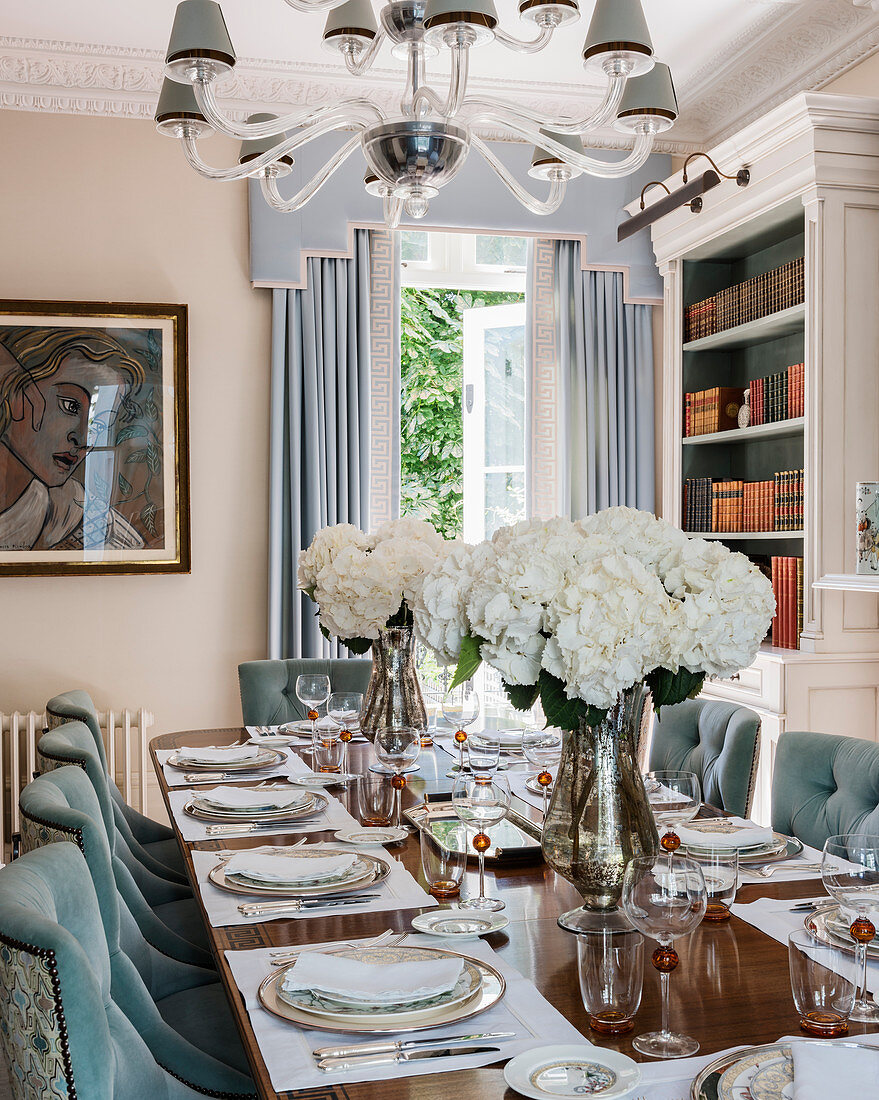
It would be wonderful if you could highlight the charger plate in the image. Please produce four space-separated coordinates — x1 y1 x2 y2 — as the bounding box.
691 1040 876 1100
806 903 879 958
183 790 327 823
682 834 802 864
192 787 313 814
208 850 389 897
504 1045 640 1100
166 746 285 772
258 944 505 1033
525 776 554 797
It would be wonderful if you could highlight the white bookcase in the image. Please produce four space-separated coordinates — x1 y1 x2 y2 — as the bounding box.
630 93 879 823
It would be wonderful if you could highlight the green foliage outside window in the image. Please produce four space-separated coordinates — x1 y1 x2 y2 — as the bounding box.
400 286 523 539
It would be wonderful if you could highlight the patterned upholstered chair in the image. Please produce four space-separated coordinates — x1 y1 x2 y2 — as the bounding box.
238 657 372 725
0 843 246 1099
46 689 185 880
772 730 879 849
37 722 211 965
17 768 255 1097
647 697 762 817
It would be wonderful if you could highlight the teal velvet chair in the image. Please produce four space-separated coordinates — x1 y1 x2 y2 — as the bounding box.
0 844 250 1099
17 769 255 1097
46 689 185 880
37 722 211 965
772 730 879 849
238 657 372 725
648 697 762 817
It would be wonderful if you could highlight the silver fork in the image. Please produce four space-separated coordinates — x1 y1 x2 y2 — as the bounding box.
750 861 823 878
269 930 406 967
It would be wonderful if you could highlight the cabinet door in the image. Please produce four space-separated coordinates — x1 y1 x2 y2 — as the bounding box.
749 711 784 828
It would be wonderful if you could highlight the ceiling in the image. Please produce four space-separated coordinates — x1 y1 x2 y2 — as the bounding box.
1 0 878 150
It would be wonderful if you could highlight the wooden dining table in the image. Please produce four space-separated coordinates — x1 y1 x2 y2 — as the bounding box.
150 727 862 1100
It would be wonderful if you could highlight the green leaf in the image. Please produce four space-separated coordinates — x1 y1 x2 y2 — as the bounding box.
449 634 485 689
140 502 158 537
146 442 161 475
343 636 373 655
125 450 148 464
117 473 132 496
504 682 539 711
537 670 608 732
646 667 705 716
115 425 147 443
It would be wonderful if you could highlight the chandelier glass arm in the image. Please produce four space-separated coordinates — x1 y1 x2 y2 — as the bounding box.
259 136 362 211
461 73 625 135
409 42 469 118
193 80 383 139
383 193 403 229
471 137 567 215
343 27 387 75
282 0 346 11
492 24 555 55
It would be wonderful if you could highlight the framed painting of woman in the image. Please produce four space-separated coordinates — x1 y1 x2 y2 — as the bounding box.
0 300 190 574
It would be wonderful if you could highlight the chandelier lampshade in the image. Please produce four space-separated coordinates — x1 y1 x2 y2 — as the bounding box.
581 0 653 77
423 0 499 47
323 0 379 52
164 0 236 83
239 114 295 174
518 0 580 28
614 62 678 134
154 77 212 136
529 129 585 179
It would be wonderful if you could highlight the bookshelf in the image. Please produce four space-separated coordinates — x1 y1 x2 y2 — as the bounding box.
632 93 879 823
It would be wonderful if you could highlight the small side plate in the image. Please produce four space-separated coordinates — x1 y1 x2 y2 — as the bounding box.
504 1044 641 1100
290 773 359 787
411 910 510 939
334 827 408 845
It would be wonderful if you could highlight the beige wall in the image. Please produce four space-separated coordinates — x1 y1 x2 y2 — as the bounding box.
0 109 271 737
822 53 879 94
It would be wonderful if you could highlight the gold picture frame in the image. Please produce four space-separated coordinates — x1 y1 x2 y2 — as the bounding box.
0 299 190 575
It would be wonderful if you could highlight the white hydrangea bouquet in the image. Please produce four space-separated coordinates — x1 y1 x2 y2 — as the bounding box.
414 507 775 730
298 517 447 652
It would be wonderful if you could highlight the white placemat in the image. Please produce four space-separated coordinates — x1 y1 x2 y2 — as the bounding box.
156 746 303 787
167 786 361 840
192 845 436 925
731 894 879 995
224 933 587 1091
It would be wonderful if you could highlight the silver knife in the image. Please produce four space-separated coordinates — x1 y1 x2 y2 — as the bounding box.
238 893 381 915
205 822 318 835
313 1031 516 1059
317 1045 504 1072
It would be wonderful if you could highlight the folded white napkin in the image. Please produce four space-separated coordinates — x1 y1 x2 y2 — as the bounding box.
792 1040 879 1099
282 952 464 1003
177 744 261 764
224 850 356 883
199 786 310 810
677 816 774 850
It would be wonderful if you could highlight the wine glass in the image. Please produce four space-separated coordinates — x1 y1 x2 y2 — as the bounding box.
327 691 363 774
523 728 563 814
374 726 421 826
622 854 707 1058
645 770 702 854
451 774 510 912
442 683 480 775
822 834 879 1022
295 673 331 740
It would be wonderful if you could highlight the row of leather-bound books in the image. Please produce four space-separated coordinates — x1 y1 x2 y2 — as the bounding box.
683 471 804 533
767 555 804 650
683 255 804 342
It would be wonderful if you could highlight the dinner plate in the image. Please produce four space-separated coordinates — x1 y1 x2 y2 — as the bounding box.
504 1044 641 1100
289 773 359 787
333 827 408 845
192 787 313 814
280 720 366 738
207 850 390 897
258 944 506 1033
166 746 285 772
368 762 420 776
682 834 802 864
525 776 554 797
183 790 327 823
806 904 879 957
471 730 525 749
411 910 510 939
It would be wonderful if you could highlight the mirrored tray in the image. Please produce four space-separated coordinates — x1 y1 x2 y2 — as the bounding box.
405 796 543 864
258 944 505 1033
208 849 390 897
183 790 328 823
166 745 286 771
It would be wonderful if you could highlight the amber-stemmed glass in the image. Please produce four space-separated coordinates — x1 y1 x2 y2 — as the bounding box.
622 854 707 1058
822 834 879 1022
451 774 510 912
295 673 331 740
327 691 362 774
374 726 421 827
442 683 480 775
523 729 562 815
645 770 701 854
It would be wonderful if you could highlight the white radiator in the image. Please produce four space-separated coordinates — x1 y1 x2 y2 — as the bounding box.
0 707 154 860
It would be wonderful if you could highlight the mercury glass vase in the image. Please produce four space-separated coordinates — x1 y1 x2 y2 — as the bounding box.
360 625 427 740
542 685 659 934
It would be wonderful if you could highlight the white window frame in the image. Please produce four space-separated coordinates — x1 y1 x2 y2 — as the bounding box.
401 231 526 292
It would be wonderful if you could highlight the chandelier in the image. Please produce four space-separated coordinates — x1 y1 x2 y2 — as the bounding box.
155 0 677 226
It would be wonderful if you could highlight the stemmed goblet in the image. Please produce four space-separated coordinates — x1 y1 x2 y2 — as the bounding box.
442 683 480 776
822 834 879 1022
451 774 510 912
374 726 421 827
622 854 707 1058
645 770 702 856
295 673 331 742
523 728 563 815
327 691 363 774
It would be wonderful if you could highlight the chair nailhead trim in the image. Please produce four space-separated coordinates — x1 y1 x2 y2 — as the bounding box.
157 1060 257 1100
18 809 85 854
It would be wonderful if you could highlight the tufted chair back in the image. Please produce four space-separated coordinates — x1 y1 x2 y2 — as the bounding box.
238 657 372 725
0 843 208 1099
771 731 879 848
648 698 761 817
46 689 108 771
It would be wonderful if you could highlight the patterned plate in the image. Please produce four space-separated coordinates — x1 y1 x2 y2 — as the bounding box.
183 790 327 823
166 746 286 772
691 1040 876 1100
192 787 314 815
207 850 390 897
806 904 879 958
258 945 505 1033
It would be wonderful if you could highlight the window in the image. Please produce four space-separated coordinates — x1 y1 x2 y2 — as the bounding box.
400 230 430 264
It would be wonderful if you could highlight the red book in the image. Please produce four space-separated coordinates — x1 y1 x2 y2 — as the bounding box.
771 558 780 646
786 558 798 649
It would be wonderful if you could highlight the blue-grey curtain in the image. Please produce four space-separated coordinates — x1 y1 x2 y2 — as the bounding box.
268 229 372 659
555 240 655 518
